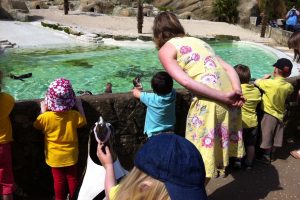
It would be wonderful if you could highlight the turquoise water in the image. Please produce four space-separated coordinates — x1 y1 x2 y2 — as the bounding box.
0 41 278 100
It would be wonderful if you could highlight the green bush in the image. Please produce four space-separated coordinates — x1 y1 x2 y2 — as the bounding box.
158 6 173 12
213 0 239 23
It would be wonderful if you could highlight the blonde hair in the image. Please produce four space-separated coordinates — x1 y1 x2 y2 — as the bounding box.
113 167 170 200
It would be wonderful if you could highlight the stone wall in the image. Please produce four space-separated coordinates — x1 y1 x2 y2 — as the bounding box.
10 76 300 198
10 89 191 197
249 24 293 46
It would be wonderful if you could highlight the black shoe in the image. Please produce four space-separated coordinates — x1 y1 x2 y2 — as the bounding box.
244 160 253 170
256 154 271 164
270 153 276 162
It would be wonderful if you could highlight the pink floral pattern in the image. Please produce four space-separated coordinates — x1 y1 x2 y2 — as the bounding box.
191 116 204 127
45 78 76 112
202 134 214 148
191 53 200 61
201 73 219 84
180 46 192 54
204 56 217 68
229 130 242 143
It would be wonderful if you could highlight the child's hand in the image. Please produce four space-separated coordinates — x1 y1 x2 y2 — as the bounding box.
40 100 47 113
97 143 113 169
132 87 142 99
263 74 272 79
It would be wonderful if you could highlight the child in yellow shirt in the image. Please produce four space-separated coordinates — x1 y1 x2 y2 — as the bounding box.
254 58 294 163
234 65 261 169
0 70 16 200
34 78 87 200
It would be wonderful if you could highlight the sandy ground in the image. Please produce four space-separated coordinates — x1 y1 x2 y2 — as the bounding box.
28 8 273 43
1 8 300 200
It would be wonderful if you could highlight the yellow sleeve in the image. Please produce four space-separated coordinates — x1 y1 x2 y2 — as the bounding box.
33 114 44 130
255 79 268 91
109 185 120 200
0 93 14 118
77 113 87 128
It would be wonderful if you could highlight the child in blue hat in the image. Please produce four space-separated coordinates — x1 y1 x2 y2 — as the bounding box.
97 134 207 200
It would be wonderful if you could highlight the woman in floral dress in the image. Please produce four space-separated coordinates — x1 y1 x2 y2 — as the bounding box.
153 12 245 182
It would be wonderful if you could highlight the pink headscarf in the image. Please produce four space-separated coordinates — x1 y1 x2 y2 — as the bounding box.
45 78 76 112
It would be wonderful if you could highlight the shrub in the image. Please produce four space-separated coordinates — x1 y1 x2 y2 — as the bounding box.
213 0 239 23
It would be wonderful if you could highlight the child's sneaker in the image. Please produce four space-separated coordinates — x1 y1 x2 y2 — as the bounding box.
256 154 271 164
233 160 242 169
244 160 253 170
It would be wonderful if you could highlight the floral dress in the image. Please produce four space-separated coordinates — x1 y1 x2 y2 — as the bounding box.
168 37 245 178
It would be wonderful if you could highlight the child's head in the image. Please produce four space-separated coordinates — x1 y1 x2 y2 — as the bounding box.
45 78 76 112
151 71 173 95
115 134 207 200
273 58 293 78
105 82 112 93
234 64 251 84
152 11 185 49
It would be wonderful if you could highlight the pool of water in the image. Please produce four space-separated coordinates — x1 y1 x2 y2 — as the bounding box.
0 41 278 100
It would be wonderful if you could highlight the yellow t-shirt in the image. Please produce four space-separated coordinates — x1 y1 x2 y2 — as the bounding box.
109 185 119 200
255 77 293 121
241 84 261 128
33 110 86 167
0 92 15 144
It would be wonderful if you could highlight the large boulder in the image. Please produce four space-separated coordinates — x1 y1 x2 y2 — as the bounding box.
0 0 30 21
80 0 114 14
237 0 257 26
153 0 214 20
112 5 136 16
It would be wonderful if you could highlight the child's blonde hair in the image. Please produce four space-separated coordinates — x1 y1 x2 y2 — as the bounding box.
114 167 170 200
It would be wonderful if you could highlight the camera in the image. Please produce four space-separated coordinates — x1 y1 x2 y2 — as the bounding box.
132 75 143 89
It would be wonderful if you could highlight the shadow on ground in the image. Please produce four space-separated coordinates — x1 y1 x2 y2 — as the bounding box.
28 15 44 21
208 163 281 200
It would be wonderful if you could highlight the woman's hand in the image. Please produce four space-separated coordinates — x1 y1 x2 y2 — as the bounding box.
97 143 113 169
224 91 245 107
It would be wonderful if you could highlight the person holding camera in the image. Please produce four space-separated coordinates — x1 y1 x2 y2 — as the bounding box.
285 6 299 31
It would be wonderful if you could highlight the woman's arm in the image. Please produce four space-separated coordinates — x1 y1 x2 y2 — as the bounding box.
216 56 242 93
158 43 241 105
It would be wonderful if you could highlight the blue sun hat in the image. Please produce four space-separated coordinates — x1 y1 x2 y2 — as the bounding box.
134 134 207 200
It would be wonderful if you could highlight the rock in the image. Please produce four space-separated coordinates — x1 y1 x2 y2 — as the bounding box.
112 5 136 17
0 0 30 21
215 34 240 41
153 0 214 20
80 0 114 14
113 35 137 41
137 35 153 41
178 11 193 20
77 33 104 43
27 1 49 9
